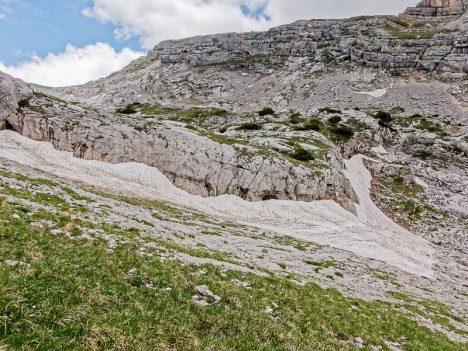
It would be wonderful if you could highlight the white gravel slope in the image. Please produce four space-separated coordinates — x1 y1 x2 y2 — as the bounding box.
0 131 436 277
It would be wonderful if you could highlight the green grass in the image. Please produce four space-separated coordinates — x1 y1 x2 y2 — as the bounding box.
0 177 467 350
1 210 465 350
386 26 436 39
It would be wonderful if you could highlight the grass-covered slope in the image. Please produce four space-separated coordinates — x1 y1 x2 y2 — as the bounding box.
0 186 466 351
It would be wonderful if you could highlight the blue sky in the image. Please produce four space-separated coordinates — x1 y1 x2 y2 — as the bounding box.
0 0 140 65
0 0 415 86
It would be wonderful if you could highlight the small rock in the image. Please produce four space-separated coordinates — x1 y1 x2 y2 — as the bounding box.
11 214 20 219
197 269 207 276
231 279 252 289
195 285 212 296
4 260 30 268
265 306 274 314
192 296 211 307
193 285 221 306
354 336 364 348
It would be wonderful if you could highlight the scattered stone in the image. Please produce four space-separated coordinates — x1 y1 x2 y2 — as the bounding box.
192 285 221 307
354 337 365 348
4 260 30 268
385 341 403 351
11 214 20 219
231 279 252 289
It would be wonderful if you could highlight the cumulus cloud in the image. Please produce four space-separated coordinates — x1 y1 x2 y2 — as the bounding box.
83 0 416 49
0 42 144 87
83 0 271 49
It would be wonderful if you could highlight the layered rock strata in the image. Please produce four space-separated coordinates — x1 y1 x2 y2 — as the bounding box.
149 16 468 75
403 0 467 18
0 72 356 210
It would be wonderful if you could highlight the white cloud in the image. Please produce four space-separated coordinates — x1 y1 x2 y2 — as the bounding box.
83 0 416 50
0 42 144 87
0 13 5 19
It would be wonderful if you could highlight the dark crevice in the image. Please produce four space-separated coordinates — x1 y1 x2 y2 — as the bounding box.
4 120 16 132
262 195 278 201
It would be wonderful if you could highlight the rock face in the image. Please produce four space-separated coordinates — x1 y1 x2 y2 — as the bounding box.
149 16 468 76
0 82 356 210
0 72 32 129
403 0 467 18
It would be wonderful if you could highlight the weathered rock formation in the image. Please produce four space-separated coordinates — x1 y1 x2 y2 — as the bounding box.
0 75 356 210
149 16 468 76
0 72 32 129
403 0 467 19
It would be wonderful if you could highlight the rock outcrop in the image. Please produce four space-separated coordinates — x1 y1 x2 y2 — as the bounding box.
0 79 356 210
149 16 468 76
0 72 32 129
403 0 467 19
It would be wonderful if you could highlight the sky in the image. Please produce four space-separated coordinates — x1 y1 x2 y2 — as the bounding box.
0 0 416 87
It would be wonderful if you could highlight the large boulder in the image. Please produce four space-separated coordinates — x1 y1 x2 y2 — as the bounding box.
0 72 33 129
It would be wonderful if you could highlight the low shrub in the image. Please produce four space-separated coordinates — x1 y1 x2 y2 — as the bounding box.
289 113 302 124
328 116 342 124
116 103 140 114
319 107 342 114
258 107 275 116
291 146 315 161
373 111 392 123
18 99 30 108
330 126 354 139
236 122 262 131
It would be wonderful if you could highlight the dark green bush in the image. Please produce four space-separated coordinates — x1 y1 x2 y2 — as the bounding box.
291 146 315 161
116 103 140 114
289 113 302 124
295 119 321 131
236 122 262 131
330 126 354 139
373 111 392 123
328 116 342 124
18 99 30 108
319 107 342 114
258 107 275 116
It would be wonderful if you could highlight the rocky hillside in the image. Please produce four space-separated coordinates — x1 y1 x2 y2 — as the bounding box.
0 1 467 350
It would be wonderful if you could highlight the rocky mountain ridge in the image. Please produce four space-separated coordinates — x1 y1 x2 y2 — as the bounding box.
149 11 467 79
0 2 467 348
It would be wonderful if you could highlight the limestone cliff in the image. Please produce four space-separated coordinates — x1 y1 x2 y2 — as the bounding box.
0 75 357 210
403 0 467 18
